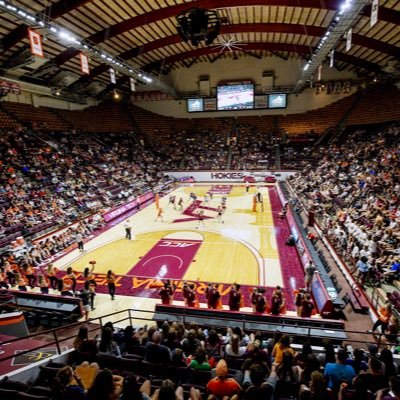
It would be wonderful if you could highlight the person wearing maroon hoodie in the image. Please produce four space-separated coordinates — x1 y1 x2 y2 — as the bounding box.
300 294 315 318
229 283 242 311
207 283 221 309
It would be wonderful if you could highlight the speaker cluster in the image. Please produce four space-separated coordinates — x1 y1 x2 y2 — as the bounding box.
176 8 221 47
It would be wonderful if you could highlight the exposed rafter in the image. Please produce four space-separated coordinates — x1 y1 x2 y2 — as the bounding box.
68 22 399 88
1 0 92 53
0 1 178 97
47 0 400 69
293 0 372 93
141 42 381 74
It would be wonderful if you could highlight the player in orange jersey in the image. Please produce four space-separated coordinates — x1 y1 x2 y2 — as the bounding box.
155 207 164 222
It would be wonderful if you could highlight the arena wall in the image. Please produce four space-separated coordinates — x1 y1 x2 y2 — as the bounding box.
134 87 356 118
164 56 357 92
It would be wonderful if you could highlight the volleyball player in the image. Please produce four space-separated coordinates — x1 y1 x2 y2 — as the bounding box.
178 197 184 212
195 210 205 229
216 206 224 223
155 207 164 222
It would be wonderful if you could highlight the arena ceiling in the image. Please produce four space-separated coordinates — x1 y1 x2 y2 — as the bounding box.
0 0 399 96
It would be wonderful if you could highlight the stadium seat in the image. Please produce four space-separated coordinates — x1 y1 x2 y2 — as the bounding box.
16 392 50 400
27 387 52 398
0 388 19 399
0 378 28 392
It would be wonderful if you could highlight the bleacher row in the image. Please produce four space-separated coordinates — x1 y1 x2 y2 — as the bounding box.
0 356 251 400
0 342 319 400
0 84 399 135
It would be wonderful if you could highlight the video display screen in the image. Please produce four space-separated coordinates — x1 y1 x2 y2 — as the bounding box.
268 93 287 109
187 98 204 112
217 84 254 110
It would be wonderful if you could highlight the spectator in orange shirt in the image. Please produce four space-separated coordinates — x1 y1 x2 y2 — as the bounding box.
206 359 242 400
368 302 392 334
47 263 59 290
271 334 295 365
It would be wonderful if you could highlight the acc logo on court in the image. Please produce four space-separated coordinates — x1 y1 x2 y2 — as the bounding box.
159 241 195 248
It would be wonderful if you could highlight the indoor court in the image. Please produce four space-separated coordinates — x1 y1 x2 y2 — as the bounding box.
52 184 304 322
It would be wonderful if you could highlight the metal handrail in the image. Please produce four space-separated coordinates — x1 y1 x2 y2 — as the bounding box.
0 307 394 365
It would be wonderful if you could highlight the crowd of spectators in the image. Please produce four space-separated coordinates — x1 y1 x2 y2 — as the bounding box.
48 319 400 399
0 128 171 248
290 125 400 293
151 129 230 171
0 120 316 252
148 124 316 172
230 126 275 170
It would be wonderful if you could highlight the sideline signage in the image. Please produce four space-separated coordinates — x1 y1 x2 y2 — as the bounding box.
163 170 295 182
103 192 154 222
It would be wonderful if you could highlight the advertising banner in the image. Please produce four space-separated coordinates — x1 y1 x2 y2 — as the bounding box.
163 170 295 182
103 192 154 222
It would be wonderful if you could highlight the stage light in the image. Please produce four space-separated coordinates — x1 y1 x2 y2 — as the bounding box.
59 30 75 42
340 1 352 13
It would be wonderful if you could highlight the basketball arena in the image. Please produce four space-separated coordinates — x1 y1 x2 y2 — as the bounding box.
0 1 399 399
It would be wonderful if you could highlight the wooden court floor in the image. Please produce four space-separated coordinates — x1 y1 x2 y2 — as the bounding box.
53 184 288 324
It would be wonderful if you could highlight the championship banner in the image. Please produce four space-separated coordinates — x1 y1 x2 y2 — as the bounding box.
129 77 136 92
317 65 322 81
371 0 379 27
329 50 335 68
346 28 352 52
28 29 43 57
80 53 89 74
109 68 116 84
